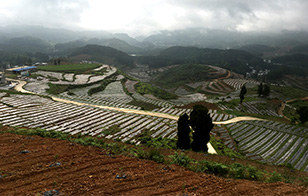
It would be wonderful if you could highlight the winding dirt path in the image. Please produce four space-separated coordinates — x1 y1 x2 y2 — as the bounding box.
10 79 265 124
7 79 266 154
277 96 308 120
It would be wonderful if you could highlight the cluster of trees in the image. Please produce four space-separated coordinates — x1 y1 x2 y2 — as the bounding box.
53 58 62 65
240 84 247 103
177 105 214 152
297 106 308 125
239 82 271 104
258 83 270 97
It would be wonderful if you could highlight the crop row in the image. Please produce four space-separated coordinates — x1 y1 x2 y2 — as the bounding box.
226 121 308 171
223 79 259 90
0 94 177 143
152 108 233 122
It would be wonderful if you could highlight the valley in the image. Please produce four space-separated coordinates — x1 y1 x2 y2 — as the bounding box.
1 26 308 195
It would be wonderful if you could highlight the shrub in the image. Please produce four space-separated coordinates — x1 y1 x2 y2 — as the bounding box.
135 82 177 100
169 152 191 167
300 177 308 187
138 130 177 149
148 149 165 163
74 137 105 147
88 79 115 96
267 171 283 183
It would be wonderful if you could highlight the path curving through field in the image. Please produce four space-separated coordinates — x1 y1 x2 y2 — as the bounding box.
10 79 266 124
8 79 267 154
277 96 308 120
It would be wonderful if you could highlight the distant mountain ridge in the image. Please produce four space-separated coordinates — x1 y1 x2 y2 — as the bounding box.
70 44 134 69
1 25 308 53
136 46 265 75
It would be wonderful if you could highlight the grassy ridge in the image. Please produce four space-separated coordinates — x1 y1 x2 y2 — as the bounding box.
38 64 101 73
153 64 215 88
135 82 177 100
271 85 308 100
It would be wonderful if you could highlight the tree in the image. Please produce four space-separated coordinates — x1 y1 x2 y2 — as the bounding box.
297 106 308 124
240 84 247 103
258 83 263 97
176 113 191 149
189 105 214 152
263 84 270 97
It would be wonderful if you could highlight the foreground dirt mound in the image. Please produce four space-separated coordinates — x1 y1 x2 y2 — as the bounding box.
0 133 307 196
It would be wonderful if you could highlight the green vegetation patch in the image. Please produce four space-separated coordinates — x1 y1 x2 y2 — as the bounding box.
135 82 177 100
271 85 308 100
138 129 177 149
46 83 70 95
210 136 244 159
38 64 101 73
101 125 121 136
153 64 215 88
88 79 115 96
128 100 159 111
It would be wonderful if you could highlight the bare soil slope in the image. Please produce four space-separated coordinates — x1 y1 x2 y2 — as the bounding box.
0 132 307 196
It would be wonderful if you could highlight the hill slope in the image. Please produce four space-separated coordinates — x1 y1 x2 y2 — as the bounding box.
70 44 134 69
137 46 265 75
1 132 307 196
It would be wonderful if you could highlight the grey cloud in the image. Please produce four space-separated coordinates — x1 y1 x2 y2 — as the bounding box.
2 0 89 29
163 0 308 32
0 0 307 36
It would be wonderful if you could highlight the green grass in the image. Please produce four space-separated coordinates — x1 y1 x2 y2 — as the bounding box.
128 100 160 111
88 79 115 96
37 64 101 73
283 100 308 126
101 125 121 136
138 129 177 149
271 85 308 100
210 136 244 159
152 64 215 89
46 83 69 95
135 82 177 100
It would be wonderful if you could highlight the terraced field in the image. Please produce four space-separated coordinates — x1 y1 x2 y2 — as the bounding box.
5 64 308 173
226 120 308 171
223 79 259 90
0 93 177 142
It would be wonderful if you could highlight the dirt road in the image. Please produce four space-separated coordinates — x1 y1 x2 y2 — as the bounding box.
11 79 265 124
277 96 308 120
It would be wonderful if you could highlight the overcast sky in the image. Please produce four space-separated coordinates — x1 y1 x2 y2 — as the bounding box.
0 0 307 36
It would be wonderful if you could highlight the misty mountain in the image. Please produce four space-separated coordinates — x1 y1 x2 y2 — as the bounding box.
70 44 134 69
136 46 265 75
2 25 308 57
289 44 308 54
113 33 140 46
92 38 142 54
237 44 278 57
55 38 143 55
0 36 52 53
55 40 87 53
0 25 81 43
272 53 308 68
0 25 138 45
143 28 308 49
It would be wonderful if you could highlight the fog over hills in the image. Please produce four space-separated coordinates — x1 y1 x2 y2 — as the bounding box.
1 25 308 54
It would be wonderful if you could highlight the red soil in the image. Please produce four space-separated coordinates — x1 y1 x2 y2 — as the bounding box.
0 133 307 196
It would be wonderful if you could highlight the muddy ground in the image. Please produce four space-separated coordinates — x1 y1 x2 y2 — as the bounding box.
0 133 308 196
